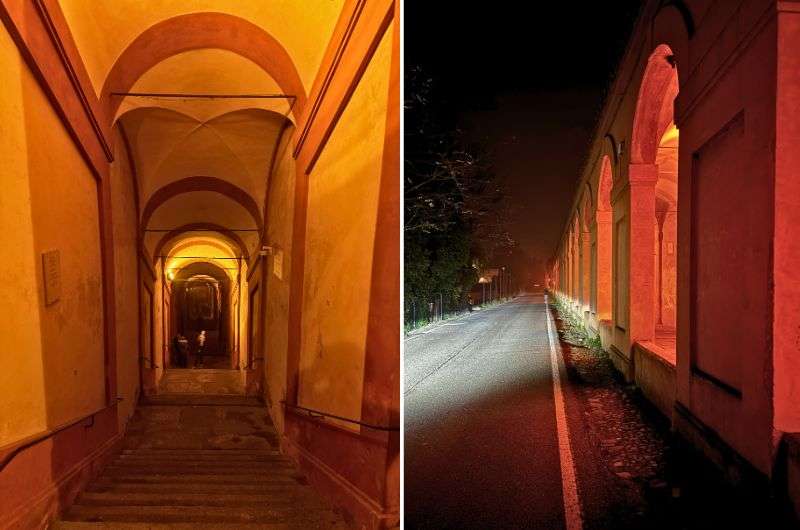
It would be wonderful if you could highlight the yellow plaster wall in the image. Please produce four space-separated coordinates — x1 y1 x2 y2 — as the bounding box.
263 134 295 433
25 62 106 429
297 25 392 426
0 23 106 440
111 129 141 429
0 26 47 447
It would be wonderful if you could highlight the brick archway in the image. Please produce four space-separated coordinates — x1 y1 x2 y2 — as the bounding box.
153 223 250 264
140 176 264 233
595 155 614 321
101 12 307 123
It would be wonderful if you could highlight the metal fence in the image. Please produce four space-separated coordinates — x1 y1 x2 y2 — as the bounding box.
405 291 511 332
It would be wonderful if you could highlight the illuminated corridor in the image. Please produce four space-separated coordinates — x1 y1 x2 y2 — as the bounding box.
0 1 399 528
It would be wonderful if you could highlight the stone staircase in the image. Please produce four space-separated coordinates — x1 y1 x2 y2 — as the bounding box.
53 394 347 529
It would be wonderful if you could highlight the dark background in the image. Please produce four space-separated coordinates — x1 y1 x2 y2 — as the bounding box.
406 1 643 286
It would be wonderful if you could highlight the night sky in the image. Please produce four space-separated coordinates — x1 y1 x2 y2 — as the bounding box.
406 1 643 285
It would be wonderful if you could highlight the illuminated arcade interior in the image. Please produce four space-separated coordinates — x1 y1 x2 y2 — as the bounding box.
0 1 399 527
162 236 248 369
654 122 678 352
557 44 679 364
118 58 293 371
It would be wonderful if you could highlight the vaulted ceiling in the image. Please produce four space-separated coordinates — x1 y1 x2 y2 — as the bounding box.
59 0 344 94
56 2 346 272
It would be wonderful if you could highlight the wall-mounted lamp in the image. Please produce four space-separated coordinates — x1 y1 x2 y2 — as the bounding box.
259 246 274 257
616 140 625 159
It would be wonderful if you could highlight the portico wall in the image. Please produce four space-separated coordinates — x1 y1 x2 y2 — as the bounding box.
549 0 800 510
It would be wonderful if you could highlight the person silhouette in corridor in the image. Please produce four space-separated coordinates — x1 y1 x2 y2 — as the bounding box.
194 330 206 368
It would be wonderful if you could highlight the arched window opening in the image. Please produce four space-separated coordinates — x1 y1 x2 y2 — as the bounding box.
628 44 679 361
654 123 678 351
595 156 613 322
171 262 234 369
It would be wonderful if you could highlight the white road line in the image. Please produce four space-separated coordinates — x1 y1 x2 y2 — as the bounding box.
544 294 583 530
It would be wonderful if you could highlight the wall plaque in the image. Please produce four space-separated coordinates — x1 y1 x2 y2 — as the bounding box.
273 248 284 280
42 249 61 305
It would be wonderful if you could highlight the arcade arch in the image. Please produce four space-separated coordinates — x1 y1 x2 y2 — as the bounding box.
628 44 680 358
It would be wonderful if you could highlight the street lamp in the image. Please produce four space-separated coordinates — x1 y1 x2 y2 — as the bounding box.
479 276 489 305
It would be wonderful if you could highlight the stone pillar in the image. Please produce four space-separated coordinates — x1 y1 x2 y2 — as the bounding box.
628 163 658 345
572 235 580 312
581 229 591 319
661 210 678 329
655 212 665 326
596 210 613 321
567 245 573 302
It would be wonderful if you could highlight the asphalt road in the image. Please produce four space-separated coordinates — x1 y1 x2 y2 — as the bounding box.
404 293 800 530
405 293 576 529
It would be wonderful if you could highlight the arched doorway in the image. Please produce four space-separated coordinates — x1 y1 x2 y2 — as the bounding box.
171 262 231 368
654 122 678 346
594 155 613 323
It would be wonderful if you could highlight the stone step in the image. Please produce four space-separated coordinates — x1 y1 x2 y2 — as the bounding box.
102 464 300 477
55 385 346 528
162 369 240 376
112 457 293 468
121 448 278 456
93 473 304 486
62 504 346 526
76 491 326 509
117 453 283 460
85 481 311 495
52 522 297 530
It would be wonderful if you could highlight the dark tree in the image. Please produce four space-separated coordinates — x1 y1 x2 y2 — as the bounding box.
404 66 514 325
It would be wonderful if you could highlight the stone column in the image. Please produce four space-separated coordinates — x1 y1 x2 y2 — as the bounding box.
596 210 613 321
581 229 591 320
661 210 678 328
627 163 658 345
572 235 580 312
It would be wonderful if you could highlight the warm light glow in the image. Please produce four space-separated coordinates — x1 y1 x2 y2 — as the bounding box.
162 236 240 280
661 123 679 145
